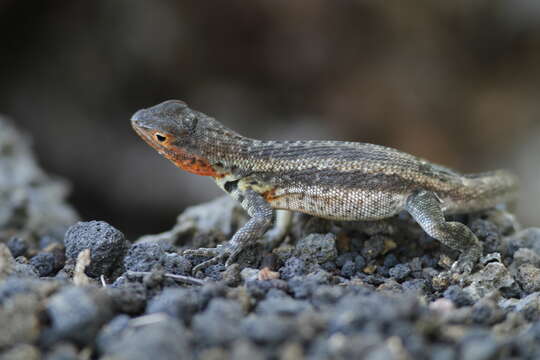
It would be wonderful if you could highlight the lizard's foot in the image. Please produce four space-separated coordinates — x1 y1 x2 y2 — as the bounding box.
450 248 481 275
184 243 244 273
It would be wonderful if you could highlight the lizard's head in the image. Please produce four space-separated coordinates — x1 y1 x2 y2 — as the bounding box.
131 100 220 176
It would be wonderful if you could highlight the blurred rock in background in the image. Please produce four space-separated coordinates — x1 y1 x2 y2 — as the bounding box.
0 1 539 237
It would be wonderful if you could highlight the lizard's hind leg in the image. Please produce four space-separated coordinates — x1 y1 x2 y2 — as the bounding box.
405 190 482 274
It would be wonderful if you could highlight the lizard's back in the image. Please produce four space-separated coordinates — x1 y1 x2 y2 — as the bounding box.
230 140 517 220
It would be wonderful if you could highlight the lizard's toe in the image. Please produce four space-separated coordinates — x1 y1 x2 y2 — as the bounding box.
185 244 240 273
192 254 227 273
183 246 222 258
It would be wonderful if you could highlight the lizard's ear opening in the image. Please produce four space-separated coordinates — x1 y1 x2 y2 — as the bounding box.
155 133 166 142
182 112 198 134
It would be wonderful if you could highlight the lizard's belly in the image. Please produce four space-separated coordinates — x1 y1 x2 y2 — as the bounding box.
266 185 406 221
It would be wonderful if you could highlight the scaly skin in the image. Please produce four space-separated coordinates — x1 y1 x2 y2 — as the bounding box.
131 100 519 274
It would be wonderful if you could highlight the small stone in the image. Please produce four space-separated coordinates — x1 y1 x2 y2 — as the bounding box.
240 267 259 282
146 288 202 325
362 235 386 260
280 257 306 280
480 252 502 265
241 314 294 344
6 237 28 258
100 315 191 360
30 252 63 277
463 262 515 301
295 233 337 264
516 264 540 294
192 298 243 346
336 252 355 267
506 228 540 255
0 294 41 348
470 218 503 254
383 254 399 268
256 296 312 316
354 255 366 270
0 344 40 360
64 221 128 277
444 285 474 307
222 263 241 286
430 298 455 314
0 243 15 279
124 240 185 274
44 286 114 346
389 264 411 281
44 343 79 360
258 267 280 281
513 248 540 268
107 282 147 315
340 260 356 278
96 315 130 353
460 335 498 360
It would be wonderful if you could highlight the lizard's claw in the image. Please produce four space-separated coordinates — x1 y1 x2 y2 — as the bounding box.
184 243 242 273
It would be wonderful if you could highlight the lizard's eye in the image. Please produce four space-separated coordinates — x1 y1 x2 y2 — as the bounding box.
155 134 166 142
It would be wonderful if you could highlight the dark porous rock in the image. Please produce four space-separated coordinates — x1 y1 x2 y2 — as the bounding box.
506 228 540 256
146 287 202 325
64 221 128 277
500 292 540 322
96 314 130 354
256 295 313 316
471 298 505 326
513 248 540 268
444 285 474 307
470 218 504 254
460 333 498 360
294 233 337 265
43 343 79 360
124 240 189 274
30 252 64 277
108 282 147 315
160 252 192 275
241 314 295 345
0 243 15 279
516 264 540 294
0 294 41 348
0 344 41 360
42 286 114 346
336 252 356 267
389 263 411 281
192 298 243 346
0 117 79 247
361 235 386 260
6 237 28 258
100 315 192 360
340 260 357 278
230 340 266 360
288 270 332 299
463 262 516 301
279 257 306 280
402 279 430 294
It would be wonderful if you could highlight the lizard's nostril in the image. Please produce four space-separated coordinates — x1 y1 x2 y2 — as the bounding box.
130 109 146 124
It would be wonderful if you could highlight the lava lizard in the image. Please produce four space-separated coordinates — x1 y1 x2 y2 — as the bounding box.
131 100 518 274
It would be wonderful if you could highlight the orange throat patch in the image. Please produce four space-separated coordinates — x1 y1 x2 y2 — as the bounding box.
165 146 220 177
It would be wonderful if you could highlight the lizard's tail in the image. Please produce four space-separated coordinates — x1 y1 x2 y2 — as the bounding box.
453 169 519 213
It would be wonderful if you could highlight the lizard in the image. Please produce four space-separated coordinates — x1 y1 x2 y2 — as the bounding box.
131 100 518 274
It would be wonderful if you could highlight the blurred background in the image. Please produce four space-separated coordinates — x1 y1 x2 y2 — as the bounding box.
1 1 539 239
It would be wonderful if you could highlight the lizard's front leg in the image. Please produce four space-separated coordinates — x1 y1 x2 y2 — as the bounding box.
185 189 273 273
405 190 483 274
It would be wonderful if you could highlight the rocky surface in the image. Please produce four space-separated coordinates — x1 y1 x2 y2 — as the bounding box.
2 118 540 359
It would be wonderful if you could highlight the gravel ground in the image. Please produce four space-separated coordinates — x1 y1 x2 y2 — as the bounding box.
2 117 540 360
